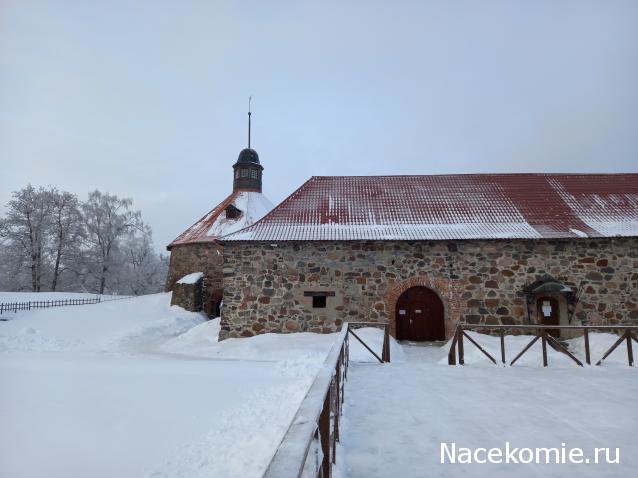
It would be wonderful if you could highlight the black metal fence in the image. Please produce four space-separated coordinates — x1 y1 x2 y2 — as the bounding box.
0 296 132 317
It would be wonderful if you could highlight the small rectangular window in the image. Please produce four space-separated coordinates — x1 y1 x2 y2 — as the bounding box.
312 296 327 308
250 169 257 179
241 169 248 177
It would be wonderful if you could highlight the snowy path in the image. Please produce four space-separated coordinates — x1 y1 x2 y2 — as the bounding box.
339 343 638 478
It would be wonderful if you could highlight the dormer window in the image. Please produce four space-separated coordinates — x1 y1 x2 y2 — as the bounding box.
225 204 242 219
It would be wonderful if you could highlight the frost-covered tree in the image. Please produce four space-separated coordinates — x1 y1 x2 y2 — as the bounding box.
1 185 53 291
0 226 27 291
116 225 169 295
48 189 84 291
81 191 142 294
0 186 166 295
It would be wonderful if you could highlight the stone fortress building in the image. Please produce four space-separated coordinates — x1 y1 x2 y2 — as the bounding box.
218 174 638 340
166 134 638 341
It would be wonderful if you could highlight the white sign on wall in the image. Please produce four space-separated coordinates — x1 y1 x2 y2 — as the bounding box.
542 301 552 317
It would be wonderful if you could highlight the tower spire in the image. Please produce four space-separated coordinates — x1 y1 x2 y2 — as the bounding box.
233 96 263 193
248 96 252 148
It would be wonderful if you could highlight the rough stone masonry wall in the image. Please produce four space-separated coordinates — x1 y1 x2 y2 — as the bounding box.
165 243 224 316
170 279 203 312
219 238 638 339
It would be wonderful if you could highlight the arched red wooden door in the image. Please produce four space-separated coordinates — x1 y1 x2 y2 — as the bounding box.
396 287 445 341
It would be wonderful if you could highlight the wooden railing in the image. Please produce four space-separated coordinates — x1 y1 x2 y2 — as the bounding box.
263 322 390 478
263 325 348 478
448 324 638 367
347 321 391 363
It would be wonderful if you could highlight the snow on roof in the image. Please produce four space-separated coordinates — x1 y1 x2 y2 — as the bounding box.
206 191 273 237
168 191 273 249
176 272 203 284
221 174 638 242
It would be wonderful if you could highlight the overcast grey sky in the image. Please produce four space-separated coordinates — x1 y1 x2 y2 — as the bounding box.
1 0 637 252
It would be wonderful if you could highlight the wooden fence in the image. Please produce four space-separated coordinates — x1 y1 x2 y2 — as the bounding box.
347 321 391 363
263 322 389 478
448 324 638 367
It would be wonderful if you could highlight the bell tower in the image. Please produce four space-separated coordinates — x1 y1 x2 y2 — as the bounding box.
232 97 263 192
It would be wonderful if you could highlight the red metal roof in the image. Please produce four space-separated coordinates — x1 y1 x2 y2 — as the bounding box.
221 174 638 242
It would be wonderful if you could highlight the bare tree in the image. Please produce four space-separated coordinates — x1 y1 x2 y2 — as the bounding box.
81 190 141 294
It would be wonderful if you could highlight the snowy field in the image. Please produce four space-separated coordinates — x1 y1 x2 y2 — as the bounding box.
338 333 638 478
0 293 336 478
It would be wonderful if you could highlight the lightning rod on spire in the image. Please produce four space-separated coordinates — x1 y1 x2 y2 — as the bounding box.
248 96 252 149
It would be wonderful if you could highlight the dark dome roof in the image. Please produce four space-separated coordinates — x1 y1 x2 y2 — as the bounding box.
236 148 260 165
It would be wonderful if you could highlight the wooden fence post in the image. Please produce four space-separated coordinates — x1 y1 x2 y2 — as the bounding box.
584 328 591 365
541 331 548 367
319 389 331 478
382 324 390 363
500 330 506 365
334 363 340 443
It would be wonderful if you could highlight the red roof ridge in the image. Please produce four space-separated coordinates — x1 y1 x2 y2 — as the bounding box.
308 172 638 179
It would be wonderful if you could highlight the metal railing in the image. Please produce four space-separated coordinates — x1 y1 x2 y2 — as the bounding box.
263 322 390 478
448 324 638 367
0 295 134 318
0 297 103 315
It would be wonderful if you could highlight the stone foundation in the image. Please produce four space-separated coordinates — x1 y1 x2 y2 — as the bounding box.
170 277 203 312
165 243 224 316
220 238 638 339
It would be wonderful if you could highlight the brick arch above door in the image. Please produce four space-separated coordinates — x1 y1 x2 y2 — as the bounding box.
383 275 463 339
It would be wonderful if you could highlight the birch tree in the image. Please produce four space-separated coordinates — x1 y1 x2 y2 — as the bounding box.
81 191 141 294
1 186 166 295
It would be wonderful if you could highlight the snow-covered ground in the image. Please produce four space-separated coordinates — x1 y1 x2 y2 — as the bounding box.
0 293 336 478
339 336 638 478
2 298 635 478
